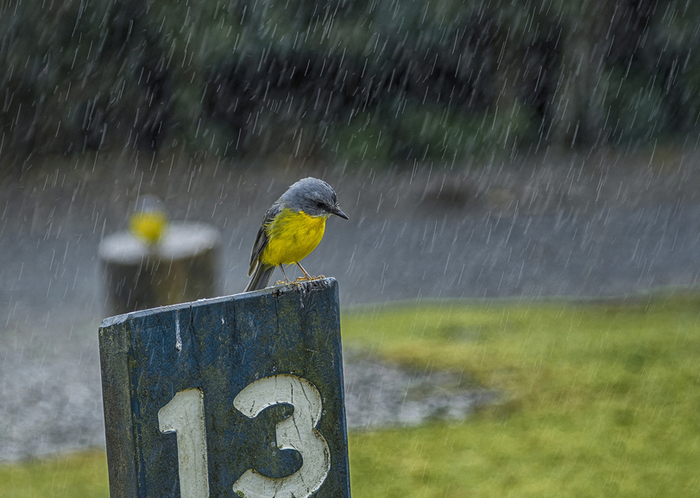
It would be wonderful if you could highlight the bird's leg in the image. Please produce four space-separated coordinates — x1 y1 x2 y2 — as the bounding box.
295 262 313 280
294 262 325 282
274 264 292 286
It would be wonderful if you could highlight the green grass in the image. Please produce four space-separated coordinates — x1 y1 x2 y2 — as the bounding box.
0 450 108 498
343 295 700 497
2 295 700 497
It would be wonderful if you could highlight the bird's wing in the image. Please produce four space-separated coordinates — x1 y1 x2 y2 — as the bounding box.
248 203 281 275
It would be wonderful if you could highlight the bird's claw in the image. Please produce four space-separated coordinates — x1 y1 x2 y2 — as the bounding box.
294 274 325 282
274 275 325 287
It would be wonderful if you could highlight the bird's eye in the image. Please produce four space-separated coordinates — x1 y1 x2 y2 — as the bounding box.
316 201 324 209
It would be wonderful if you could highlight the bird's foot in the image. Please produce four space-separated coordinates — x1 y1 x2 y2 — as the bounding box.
294 274 325 283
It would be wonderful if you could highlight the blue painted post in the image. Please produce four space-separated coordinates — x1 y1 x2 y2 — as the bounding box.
99 278 351 497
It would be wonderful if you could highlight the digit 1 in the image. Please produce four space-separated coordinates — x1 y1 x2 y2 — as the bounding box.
158 388 210 498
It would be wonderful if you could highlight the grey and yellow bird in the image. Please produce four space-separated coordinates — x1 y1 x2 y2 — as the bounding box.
244 177 348 292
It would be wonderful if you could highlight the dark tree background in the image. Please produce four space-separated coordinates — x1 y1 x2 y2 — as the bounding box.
1 0 698 162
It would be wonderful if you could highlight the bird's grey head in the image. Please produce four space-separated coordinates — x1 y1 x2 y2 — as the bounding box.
280 177 349 220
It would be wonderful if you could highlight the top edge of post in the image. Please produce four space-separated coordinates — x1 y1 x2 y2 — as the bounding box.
99 277 338 329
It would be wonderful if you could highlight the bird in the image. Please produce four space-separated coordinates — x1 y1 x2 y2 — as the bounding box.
245 177 348 292
129 195 168 246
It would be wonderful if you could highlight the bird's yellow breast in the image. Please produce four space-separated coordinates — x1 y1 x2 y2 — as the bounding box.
261 208 327 266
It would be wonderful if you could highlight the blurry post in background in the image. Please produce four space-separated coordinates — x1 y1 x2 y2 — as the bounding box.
98 278 351 497
99 195 220 315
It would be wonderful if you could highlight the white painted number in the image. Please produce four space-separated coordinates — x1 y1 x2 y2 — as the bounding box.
232 375 331 498
158 376 330 498
158 388 210 498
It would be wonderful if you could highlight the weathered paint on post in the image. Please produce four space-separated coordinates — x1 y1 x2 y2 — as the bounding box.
99 278 351 497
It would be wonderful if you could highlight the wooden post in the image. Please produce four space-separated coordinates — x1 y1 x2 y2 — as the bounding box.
99 222 220 315
98 278 351 498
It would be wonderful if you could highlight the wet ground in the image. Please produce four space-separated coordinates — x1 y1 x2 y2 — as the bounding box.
1 146 700 460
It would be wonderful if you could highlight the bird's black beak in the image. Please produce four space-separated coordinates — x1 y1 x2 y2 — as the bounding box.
331 206 349 220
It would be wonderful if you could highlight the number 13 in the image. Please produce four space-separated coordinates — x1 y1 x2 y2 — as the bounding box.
158 375 331 498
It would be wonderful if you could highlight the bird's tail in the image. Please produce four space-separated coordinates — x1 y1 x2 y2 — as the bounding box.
244 264 276 292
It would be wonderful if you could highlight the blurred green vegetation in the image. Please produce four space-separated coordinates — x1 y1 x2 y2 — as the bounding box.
2 294 699 496
1 0 700 163
0 450 108 498
343 294 700 496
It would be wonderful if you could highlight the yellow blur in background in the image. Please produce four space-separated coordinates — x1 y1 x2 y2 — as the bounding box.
128 195 168 246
